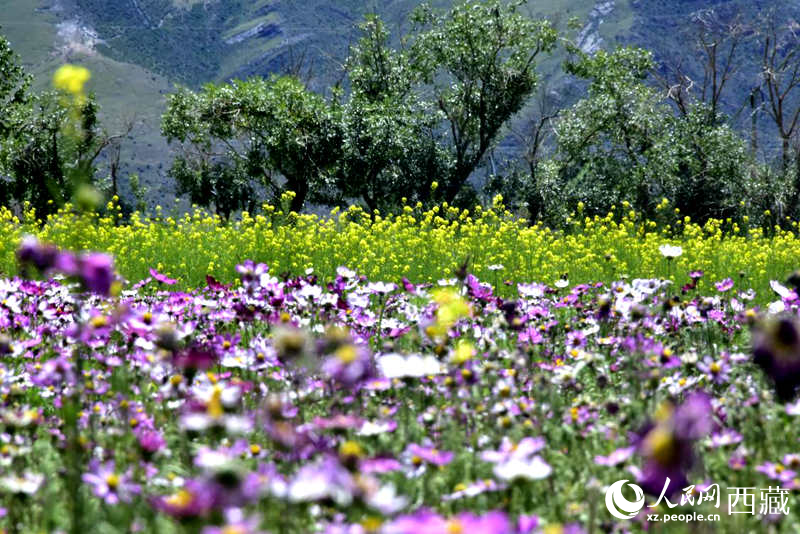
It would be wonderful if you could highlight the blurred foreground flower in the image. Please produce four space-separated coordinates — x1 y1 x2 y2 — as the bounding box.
753 315 800 401
53 64 91 95
634 392 713 497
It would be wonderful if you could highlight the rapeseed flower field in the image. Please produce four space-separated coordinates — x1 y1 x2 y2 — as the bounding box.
0 194 796 302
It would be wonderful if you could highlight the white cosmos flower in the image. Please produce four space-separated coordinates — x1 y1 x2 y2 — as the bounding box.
770 280 793 298
658 244 683 258
493 455 552 481
377 353 442 379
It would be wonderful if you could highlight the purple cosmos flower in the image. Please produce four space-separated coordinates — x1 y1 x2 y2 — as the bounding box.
321 342 375 388
406 443 454 467
709 429 743 448
756 462 797 482
82 461 139 504
149 268 177 285
80 253 115 296
714 278 734 292
697 356 731 384
136 429 167 457
152 479 218 519
17 236 59 273
753 316 800 401
689 270 704 280
595 446 636 466
634 392 713 497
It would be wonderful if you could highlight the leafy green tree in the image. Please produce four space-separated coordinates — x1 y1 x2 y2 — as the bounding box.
2 93 109 217
334 15 444 212
162 76 341 215
669 104 753 222
409 0 557 204
545 47 675 219
0 36 108 216
541 46 755 224
0 32 31 204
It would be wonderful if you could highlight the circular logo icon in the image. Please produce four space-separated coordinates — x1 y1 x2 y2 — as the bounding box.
605 479 645 520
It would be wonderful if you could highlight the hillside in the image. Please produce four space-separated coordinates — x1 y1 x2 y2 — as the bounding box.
1 0 797 206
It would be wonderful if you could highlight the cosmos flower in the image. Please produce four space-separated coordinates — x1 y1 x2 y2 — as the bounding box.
383 510 512 534
753 316 800 401
79 253 116 296
82 461 139 505
152 479 217 519
659 244 683 259
715 278 734 292
405 443 454 467
480 437 551 481
149 268 177 285
634 392 713 497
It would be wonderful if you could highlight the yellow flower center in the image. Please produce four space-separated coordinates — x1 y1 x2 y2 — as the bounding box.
446 520 464 534
166 489 192 508
336 344 358 364
105 473 120 489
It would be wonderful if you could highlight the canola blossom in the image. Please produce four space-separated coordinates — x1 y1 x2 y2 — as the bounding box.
52 64 91 95
0 197 798 303
1 236 800 533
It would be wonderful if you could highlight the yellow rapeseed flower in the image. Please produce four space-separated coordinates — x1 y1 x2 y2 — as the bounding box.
53 64 91 95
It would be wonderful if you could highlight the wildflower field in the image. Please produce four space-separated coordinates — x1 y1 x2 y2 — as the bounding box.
3 205 800 533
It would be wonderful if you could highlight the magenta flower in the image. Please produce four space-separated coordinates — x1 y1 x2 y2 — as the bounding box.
80 253 115 296
634 392 713 497
714 278 734 292
384 510 512 534
594 446 635 466
149 268 177 285
406 443 454 467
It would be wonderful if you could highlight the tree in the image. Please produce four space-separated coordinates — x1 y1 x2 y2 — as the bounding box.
655 9 751 124
334 15 443 212
0 31 31 204
0 31 30 131
758 16 800 213
409 0 557 204
547 47 675 218
0 38 110 217
1 92 110 217
162 76 341 216
542 46 754 224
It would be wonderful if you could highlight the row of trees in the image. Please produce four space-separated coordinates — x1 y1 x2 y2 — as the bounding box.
163 1 800 224
2 1 800 225
163 1 558 216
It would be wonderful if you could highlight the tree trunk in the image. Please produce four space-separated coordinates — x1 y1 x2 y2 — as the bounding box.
783 137 791 172
750 90 758 155
795 146 800 218
289 179 308 213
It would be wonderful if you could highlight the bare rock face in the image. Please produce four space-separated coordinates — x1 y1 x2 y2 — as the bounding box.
577 0 616 54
